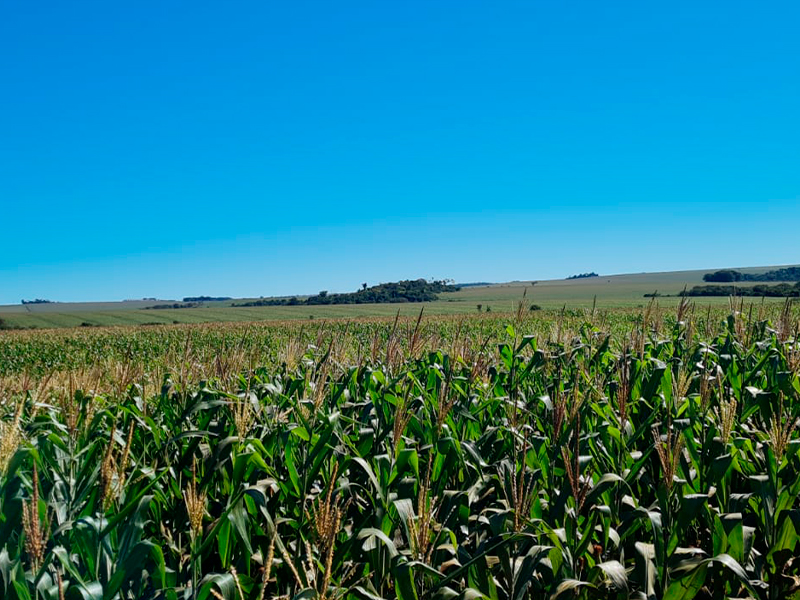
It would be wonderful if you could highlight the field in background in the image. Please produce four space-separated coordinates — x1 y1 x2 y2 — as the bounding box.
2 299 800 598
2 265 797 329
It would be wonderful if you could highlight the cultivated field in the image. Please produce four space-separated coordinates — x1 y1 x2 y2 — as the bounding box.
1 300 800 599
2 266 797 329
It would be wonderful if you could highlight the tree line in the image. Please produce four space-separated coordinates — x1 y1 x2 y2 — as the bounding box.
233 279 460 307
703 267 800 282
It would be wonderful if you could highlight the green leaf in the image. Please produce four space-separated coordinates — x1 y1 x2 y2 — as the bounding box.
104 541 158 600
584 473 625 509
395 561 420 600
549 579 594 600
663 562 708 600
217 519 232 568
198 573 237 600
352 457 387 508
70 582 104 600
358 528 399 557
228 498 253 556
592 560 628 592
12 581 32 600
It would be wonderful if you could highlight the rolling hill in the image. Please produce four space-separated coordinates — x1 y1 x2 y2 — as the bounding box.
1 264 796 329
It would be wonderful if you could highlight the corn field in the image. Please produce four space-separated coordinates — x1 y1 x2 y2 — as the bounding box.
1 301 800 599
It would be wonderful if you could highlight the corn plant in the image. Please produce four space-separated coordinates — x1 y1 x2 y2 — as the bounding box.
1 305 800 599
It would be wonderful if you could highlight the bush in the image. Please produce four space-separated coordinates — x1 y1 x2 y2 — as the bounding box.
703 270 742 282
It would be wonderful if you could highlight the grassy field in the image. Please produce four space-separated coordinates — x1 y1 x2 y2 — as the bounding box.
2 265 797 329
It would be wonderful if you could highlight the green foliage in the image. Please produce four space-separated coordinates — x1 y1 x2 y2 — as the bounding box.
1 307 800 599
684 283 800 297
704 267 800 283
234 279 460 307
702 270 744 282
146 302 202 310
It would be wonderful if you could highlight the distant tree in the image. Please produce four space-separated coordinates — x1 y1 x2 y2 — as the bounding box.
183 296 232 302
233 279 460 308
477 304 482 312
362 283 368 290
703 270 742 283
145 302 200 310
682 282 800 297
703 268 800 283
486 306 491 312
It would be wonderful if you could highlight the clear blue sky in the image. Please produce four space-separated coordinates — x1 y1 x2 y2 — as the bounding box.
1 1 798 303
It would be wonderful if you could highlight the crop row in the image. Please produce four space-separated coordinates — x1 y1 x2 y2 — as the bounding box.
0 302 799 599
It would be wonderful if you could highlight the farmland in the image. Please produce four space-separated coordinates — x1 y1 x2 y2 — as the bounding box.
1 299 800 599
2 266 798 330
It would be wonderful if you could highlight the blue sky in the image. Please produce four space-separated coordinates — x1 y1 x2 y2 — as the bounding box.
1 1 798 303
